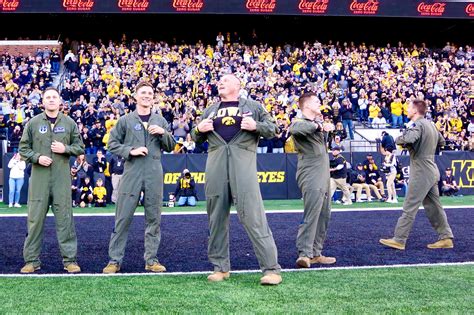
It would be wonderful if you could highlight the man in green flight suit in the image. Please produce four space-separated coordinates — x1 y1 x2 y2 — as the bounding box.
290 93 336 268
103 81 175 274
19 87 85 273
380 99 454 250
192 74 282 285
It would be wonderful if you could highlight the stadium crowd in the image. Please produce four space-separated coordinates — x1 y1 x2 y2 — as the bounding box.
1 37 473 153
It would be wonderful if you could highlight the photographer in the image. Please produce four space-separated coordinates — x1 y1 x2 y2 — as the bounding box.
174 169 197 207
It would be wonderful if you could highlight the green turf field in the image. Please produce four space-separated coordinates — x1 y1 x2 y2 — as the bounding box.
0 195 472 215
0 265 472 313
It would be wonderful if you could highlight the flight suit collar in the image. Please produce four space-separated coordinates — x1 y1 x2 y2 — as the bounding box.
40 111 65 124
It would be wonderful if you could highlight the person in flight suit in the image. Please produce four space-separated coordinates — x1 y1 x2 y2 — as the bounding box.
19 87 85 273
290 93 337 268
380 99 454 250
192 74 282 285
103 81 175 274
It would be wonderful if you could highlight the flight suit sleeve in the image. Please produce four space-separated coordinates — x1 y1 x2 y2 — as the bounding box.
290 120 319 136
255 102 279 139
19 121 41 164
437 131 446 147
64 122 85 157
108 118 134 160
396 123 422 146
191 107 211 144
156 116 176 153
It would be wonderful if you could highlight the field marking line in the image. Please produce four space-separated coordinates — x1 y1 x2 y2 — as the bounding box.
0 205 472 218
0 261 472 278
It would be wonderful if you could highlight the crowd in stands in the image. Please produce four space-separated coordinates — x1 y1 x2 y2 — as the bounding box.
1 36 473 154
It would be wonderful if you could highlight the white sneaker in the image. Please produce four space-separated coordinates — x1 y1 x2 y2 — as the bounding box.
356 199 364 203
8 203 13 208
368 198 373 202
14 203 21 208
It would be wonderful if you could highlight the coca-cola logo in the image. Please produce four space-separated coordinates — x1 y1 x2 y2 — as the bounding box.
417 2 446 16
63 0 95 11
0 0 20 11
466 3 474 17
349 0 379 15
298 0 329 14
246 0 277 13
172 0 204 12
118 0 149 12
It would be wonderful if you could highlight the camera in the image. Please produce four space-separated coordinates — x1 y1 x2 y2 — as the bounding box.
184 172 191 179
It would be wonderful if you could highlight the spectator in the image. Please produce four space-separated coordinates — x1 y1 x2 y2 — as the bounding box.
7 153 26 207
329 146 352 205
351 163 372 202
390 98 403 128
174 169 197 207
381 131 396 154
92 150 106 184
366 163 386 200
372 112 387 129
109 153 124 204
382 148 398 203
93 178 107 207
340 98 354 139
441 167 460 196
78 177 94 208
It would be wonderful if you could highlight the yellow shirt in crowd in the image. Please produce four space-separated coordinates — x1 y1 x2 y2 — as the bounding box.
93 186 107 200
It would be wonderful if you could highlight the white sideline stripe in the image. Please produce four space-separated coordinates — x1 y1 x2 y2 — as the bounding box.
0 205 471 218
0 261 472 278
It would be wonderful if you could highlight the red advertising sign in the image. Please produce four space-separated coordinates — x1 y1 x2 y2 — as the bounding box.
246 0 277 13
118 0 149 11
63 0 95 11
465 3 474 17
349 0 379 15
417 2 446 16
298 0 329 14
0 0 20 11
172 0 204 12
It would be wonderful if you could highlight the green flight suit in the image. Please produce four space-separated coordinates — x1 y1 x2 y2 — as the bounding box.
19 112 85 267
107 111 175 266
290 117 332 258
191 98 281 275
393 118 454 244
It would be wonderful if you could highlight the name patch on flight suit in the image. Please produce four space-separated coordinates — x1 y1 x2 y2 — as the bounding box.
39 125 48 134
53 126 66 133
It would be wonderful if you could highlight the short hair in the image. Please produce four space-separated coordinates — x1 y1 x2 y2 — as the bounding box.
135 81 154 93
412 99 427 116
42 86 60 96
298 93 318 109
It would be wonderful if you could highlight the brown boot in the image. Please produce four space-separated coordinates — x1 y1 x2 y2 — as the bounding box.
296 256 311 268
310 255 336 264
20 264 40 274
260 273 282 286
207 271 230 282
103 263 120 274
427 238 454 249
379 238 405 250
64 263 81 273
145 262 166 273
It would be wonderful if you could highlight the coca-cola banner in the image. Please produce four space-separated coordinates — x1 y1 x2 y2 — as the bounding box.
0 0 472 18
